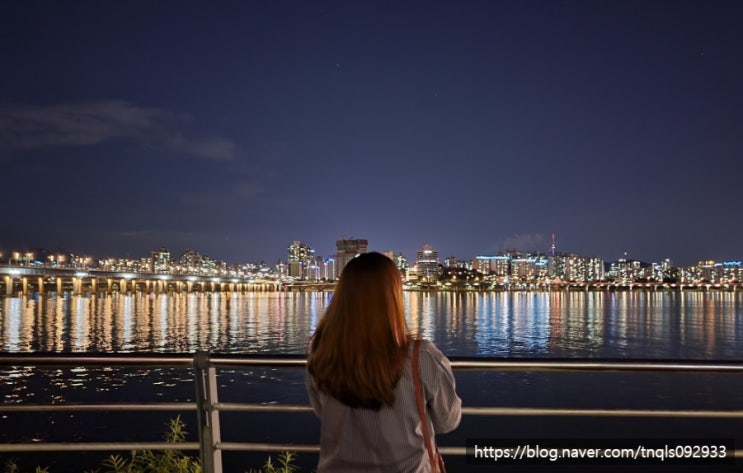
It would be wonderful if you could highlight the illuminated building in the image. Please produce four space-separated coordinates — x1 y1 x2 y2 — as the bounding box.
511 257 536 280
722 261 742 282
586 257 605 281
178 249 217 275
287 241 315 279
474 256 510 276
409 244 440 281
321 257 336 280
607 258 643 283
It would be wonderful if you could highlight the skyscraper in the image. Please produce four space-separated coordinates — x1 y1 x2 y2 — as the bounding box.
287 241 315 279
409 244 440 281
334 238 368 277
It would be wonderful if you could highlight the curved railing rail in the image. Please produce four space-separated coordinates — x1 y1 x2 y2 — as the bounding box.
1 354 742 472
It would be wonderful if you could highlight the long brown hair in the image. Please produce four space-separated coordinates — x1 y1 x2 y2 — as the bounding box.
308 252 410 410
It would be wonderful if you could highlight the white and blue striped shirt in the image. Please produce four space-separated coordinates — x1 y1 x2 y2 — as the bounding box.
306 339 462 472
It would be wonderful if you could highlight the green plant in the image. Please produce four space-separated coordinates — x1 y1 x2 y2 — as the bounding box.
100 415 200 473
246 451 299 473
2 419 304 473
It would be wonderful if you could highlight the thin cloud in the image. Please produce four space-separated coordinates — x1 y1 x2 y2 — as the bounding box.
165 133 236 161
0 100 236 161
501 233 549 253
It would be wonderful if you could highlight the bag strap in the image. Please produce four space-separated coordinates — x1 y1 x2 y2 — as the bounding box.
413 339 438 473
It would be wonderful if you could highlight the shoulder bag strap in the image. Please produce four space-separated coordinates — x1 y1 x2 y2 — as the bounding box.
413 339 438 473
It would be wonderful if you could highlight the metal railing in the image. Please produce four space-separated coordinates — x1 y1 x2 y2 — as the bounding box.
1 353 742 472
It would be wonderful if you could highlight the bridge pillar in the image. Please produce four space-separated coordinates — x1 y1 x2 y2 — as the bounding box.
91 278 97 294
187 281 193 292
3 276 11 296
107 278 113 293
120 279 128 293
72 277 80 295
56 277 63 294
22 277 28 295
37 277 45 295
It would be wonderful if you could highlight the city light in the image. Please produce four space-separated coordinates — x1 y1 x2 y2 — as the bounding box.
0 241 741 294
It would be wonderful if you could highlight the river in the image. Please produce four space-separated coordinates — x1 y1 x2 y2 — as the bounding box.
1 290 742 472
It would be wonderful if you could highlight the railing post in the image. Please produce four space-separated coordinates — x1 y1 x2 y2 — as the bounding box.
194 351 223 473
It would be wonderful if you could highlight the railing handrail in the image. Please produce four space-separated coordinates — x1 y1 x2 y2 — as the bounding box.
2 354 742 468
3 354 743 372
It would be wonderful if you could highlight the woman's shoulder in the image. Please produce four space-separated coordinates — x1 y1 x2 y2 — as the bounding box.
413 338 449 363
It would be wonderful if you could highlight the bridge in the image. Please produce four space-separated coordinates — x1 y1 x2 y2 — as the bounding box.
0 266 335 296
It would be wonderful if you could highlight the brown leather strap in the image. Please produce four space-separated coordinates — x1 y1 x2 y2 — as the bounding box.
413 339 438 473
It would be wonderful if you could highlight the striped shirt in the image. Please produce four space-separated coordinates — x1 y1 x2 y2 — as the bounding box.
306 339 462 472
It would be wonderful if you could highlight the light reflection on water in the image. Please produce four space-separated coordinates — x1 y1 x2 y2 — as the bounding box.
0 290 741 357
4 289 737 406
1 290 743 463
1 291 743 413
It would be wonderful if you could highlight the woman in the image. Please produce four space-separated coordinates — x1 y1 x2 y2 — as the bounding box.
306 252 461 472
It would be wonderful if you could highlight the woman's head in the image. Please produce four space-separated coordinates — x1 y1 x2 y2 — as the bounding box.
308 252 410 409
331 251 407 345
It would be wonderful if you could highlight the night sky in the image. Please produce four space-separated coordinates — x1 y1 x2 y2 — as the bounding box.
1 1 741 267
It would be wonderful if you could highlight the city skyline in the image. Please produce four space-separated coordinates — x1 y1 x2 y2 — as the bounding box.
1 2 741 267
2 235 741 272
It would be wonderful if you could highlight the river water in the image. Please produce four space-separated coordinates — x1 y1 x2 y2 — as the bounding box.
3 290 742 358
1 290 742 472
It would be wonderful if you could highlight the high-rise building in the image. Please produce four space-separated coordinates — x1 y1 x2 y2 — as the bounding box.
548 255 566 280
321 257 336 280
178 249 215 275
151 247 171 273
335 238 368 277
565 254 586 282
409 244 440 281
287 241 315 279
511 257 536 280
395 253 409 275
474 256 510 276
586 257 605 281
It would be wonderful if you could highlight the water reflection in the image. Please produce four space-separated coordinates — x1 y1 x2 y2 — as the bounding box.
0 291 741 359
2 290 743 450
